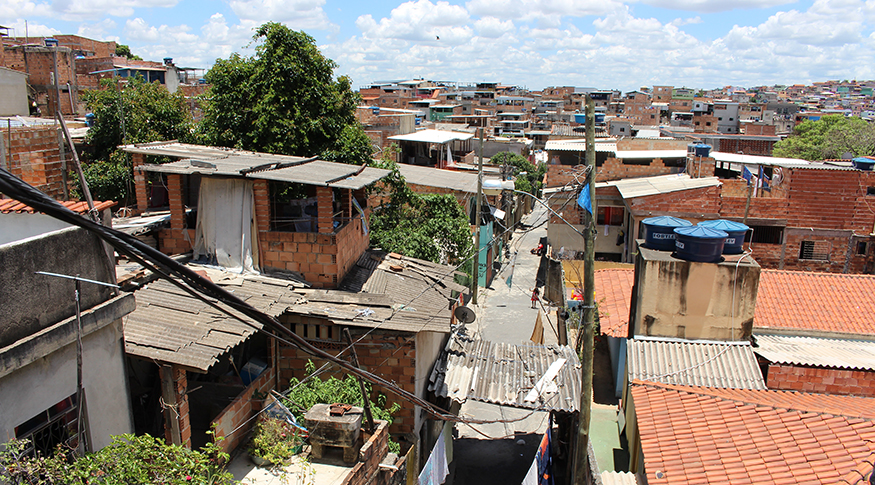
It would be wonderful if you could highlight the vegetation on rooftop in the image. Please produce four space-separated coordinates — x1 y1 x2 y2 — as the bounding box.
0 431 235 484
368 145 475 269
282 360 401 454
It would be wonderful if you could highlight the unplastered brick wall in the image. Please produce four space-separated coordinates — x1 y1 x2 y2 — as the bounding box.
628 185 722 216
259 217 368 289
767 363 875 397
276 326 417 436
342 420 391 485
159 365 192 448
786 168 875 232
4 125 67 199
596 157 676 182
211 366 276 455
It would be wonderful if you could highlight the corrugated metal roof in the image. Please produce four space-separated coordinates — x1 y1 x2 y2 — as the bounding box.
754 334 875 370
599 173 721 199
284 250 465 333
388 129 475 144
429 332 582 412
600 471 638 485
397 164 478 194
0 198 116 214
125 267 302 372
123 142 390 190
626 338 766 389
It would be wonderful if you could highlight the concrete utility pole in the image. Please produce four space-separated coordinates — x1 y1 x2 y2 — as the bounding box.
472 127 484 305
573 95 597 483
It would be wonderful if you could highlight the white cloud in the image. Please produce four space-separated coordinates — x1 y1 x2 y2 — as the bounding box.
78 19 118 40
1 19 59 37
356 0 472 43
465 0 622 21
227 0 335 31
0 0 53 26
474 16 514 38
47 0 177 21
640 0 794 13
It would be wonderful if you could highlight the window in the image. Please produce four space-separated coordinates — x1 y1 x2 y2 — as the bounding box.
597 206 624 226
799 240 830 261
15 394 84 457
706 122 712 126
857 241 869 255
745 225 783 244
620 127 626 132
867 186 875 196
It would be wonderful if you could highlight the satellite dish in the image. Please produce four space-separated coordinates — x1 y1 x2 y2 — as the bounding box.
454 305 476 324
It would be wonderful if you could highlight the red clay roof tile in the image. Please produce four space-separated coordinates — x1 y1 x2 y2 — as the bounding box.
593 268 875 338
632 380 875 484
0 197 116 215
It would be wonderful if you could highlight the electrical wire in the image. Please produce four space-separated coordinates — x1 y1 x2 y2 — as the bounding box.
0 168 562 427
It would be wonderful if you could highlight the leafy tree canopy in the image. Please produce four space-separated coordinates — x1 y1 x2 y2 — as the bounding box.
490 151 546 197
772 114 875 161
115 43 142 60
368 148 474 267
200 22 373 164
83 76 193 163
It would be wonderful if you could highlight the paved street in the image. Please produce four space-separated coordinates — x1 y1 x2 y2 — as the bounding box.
450 200 557 485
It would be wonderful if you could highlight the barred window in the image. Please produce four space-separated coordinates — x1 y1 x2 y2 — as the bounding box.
799 240 830 261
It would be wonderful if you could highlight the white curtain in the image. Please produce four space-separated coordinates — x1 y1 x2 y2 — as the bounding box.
193 177 259 273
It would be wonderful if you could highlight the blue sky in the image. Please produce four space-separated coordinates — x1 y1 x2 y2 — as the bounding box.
3 0 874 92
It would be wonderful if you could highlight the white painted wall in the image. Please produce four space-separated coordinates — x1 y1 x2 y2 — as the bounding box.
0 319 133 450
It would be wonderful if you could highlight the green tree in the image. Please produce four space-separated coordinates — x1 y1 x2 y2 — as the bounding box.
368 148 474 266
115 43 142 60
83 76 193 163
200 22 373 164
79 76 193 204
773 114 875 161
490 151 546 197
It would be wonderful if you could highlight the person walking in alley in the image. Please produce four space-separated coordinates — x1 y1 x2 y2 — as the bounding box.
531 287 540 309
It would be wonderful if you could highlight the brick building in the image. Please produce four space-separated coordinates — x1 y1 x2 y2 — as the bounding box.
1 123 69 199
2 43 79 115
125 142 389 288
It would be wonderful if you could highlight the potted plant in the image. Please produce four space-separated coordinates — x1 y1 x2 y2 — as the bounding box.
248 417 303 467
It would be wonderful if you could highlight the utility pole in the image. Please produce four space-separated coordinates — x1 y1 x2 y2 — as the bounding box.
472 127 484 305
573 95 596 483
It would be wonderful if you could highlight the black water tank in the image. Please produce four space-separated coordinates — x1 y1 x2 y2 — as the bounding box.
697 219 749 254
642 216 692 251
674 226 727 262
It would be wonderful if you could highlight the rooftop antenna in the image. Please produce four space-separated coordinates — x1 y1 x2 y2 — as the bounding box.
35 271 118 456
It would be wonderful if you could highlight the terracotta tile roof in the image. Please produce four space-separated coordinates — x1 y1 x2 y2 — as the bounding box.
755 270 875 335
591 268 875 338
0 198 116 215
631 380 875 484
595 268 633 338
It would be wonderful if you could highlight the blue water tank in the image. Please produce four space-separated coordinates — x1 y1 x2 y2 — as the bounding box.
697 220 749 254
687 143 711 158
674 226 728 263
573 113 586 124
852 157 875 171
44 38 59 47
85 113 95 127
642 216 692 250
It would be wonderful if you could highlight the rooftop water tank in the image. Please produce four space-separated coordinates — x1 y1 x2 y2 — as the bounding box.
674 226 728 263
852 157 875 171
687 143 711 158
44 38 59 47
573 113 586 124
642 216 692 251
697 220 749 254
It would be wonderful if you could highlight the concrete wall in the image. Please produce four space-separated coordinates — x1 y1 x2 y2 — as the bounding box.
0 227 115 348
0 295 135 450
0 67 29 116
629 246 760 341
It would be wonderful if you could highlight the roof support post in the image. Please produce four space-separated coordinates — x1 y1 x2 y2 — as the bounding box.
316 186 334 233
